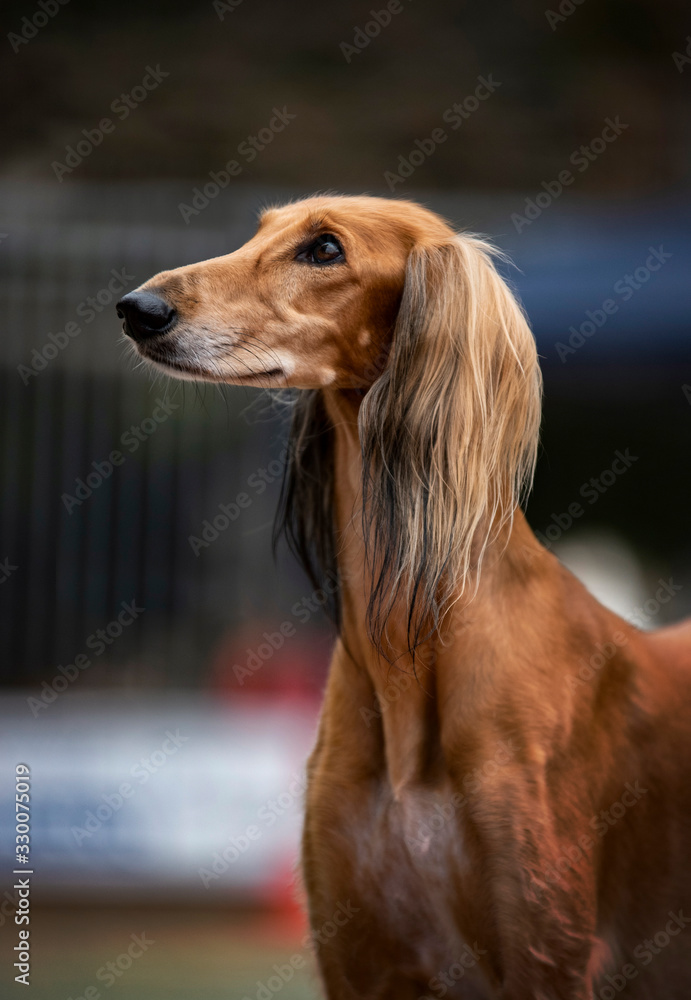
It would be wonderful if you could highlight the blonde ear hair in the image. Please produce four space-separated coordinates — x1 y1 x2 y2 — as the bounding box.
358 234 542 656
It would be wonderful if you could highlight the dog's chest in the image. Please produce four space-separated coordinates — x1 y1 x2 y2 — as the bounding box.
305 769 494 993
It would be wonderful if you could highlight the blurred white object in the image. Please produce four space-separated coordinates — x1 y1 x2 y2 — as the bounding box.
0 692 317 901
553 529 649 625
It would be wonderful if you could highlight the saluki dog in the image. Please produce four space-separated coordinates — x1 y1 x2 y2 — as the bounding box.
118 195 691 999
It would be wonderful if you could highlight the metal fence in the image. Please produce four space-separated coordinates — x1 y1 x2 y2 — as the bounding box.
0 182 303 684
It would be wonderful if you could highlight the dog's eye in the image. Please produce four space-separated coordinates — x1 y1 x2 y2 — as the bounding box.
297 234 345 266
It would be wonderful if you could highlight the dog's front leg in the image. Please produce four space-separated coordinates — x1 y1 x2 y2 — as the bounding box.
491 862 597 999
465 769 598 1000
497 962 593 1000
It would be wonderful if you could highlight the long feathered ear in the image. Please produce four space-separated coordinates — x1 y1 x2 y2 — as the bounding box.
358 234 542 658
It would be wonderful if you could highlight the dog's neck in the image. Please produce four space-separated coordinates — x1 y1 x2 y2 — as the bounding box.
321 388 547 792
321 386 541 629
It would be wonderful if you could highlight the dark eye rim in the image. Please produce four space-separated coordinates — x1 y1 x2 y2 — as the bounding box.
295 233 346 267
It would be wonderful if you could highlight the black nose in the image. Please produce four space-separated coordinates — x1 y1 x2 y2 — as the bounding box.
116 291 176 341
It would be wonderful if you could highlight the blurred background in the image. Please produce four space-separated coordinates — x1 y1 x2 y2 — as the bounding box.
1 0 690 996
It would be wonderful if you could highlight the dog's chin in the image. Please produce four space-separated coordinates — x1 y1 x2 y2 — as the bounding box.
136 343 286 387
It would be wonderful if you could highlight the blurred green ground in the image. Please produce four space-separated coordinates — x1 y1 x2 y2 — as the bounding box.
5 905 323 1000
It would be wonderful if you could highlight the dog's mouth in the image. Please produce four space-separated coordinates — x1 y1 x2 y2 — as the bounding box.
231 365 285 383
138 343 284 385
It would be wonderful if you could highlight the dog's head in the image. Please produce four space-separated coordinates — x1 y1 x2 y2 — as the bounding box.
117 195 455 390
118 194 542 654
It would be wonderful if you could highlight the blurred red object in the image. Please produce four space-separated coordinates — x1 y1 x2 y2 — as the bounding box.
208 623 330 710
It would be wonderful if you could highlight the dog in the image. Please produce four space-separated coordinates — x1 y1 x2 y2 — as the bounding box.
118 195 691 999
